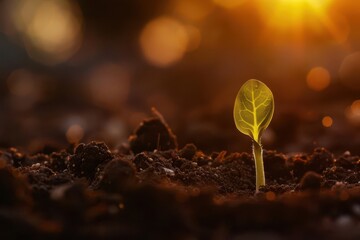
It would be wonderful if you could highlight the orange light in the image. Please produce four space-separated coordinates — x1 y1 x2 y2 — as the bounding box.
172 0 214 21
306 67 331 91
345 100 360 125
322 116 333 127
140 17 189 67
265 191 276 201
213 0 247 9
339 191 349 201
185 25 202 52
351 100 360 116
9 0 83 64
259 0 332 29
339 52 360 90
257 0 347 45
66 124 84 144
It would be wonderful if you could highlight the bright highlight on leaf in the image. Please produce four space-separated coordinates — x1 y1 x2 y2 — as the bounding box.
233 79 274 192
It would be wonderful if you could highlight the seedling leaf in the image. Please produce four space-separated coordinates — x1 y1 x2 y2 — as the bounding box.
233 79 274 143
233 79 274 192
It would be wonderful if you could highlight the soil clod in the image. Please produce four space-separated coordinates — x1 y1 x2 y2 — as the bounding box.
299 171 322 191
128 115 177 154
68 142 113 180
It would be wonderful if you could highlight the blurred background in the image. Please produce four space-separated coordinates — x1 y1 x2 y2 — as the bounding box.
0 0 359 154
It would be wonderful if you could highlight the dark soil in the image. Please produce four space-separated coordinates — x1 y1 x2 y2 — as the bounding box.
1 115 360 239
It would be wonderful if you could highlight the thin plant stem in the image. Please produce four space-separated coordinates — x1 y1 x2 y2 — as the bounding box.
252 140 265 192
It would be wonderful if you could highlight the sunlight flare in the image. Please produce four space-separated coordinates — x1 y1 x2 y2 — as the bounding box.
259 0 332 29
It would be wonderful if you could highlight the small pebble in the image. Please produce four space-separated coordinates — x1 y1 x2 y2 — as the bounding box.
162 167 175 176
31 163 41 168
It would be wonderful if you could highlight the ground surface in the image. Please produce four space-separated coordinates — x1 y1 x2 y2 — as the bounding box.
1 116 360 239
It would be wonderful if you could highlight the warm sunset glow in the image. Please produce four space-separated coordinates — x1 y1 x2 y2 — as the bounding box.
213 0 247 9
259 0 332 29
172 0 213 21
306 67 331 91
322 116 333 127
257 0 345 43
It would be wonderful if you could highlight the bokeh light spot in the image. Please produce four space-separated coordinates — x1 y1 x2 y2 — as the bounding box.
66 124 84 144
345 100 360 125
102 118 126 145
265 191 276 201
140 17 189 67
350 100 360 116
306 67 331 91
9 0 83 64
322 116 333 127
339 52 360 90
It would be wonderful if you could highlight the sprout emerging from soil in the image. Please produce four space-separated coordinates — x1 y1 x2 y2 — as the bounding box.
233 79 274 192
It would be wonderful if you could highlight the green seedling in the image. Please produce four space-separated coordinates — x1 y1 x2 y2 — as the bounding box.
233 79 274 192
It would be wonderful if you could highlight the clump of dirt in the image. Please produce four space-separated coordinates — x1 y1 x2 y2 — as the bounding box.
299 171 322 190
1 115 360 239
92 157 136 192
67 142 113 180
128 109 178 154
0 161 31 206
